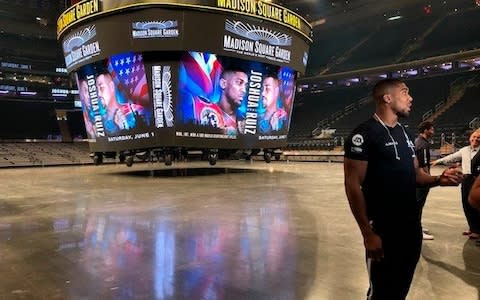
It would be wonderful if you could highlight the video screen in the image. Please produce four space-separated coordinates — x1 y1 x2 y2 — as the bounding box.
75 50 297 151
75 51 154 149
177 51 296 148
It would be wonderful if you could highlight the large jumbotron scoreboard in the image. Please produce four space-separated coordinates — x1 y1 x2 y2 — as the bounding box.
57 0 312 159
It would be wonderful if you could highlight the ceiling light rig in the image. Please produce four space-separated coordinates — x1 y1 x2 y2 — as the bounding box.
35 16 48 26
385 10 402 21
387 15 403 21
311 18 326 27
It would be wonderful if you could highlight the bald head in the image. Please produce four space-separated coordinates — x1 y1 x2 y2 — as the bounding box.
470 129 480 148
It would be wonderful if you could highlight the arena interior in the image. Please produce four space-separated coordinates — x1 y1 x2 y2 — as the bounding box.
0 0 479 299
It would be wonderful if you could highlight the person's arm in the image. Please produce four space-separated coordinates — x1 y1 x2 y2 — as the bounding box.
415 146 429 173
344 158 383 261
415 157 463 187
469 176 480 209
432 149 463 166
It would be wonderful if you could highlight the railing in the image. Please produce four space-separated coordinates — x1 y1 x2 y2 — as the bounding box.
469 116 480 129
332 110 344 120
358 96 371 107
344 103 356 114
434 101 445 111
310 95 371 134
422 109 433 121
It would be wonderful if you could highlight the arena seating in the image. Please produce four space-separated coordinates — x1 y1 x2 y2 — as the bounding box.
403 9 480 62
0 142 91 167
307 8 480 76
327 17 435 74
305 23 372 76
0 100 60 140
434 83 480 146
290 70 480 150
67 111 88 140
289 85 371 139
0 33 59 61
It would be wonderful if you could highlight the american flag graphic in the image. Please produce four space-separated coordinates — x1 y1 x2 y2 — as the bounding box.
180 52 223 103
107 52 149 104
280 67 294 90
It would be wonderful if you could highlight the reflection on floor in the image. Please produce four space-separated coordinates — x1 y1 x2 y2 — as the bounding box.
0 161 478 299
113 167 264 177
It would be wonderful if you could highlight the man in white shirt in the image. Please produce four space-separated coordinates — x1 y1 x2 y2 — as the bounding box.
433 129 480 238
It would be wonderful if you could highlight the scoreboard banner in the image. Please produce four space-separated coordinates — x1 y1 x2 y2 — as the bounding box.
57 0 312 42
61 8 310 73
61 9 184 72
60 0 311 152
183 13 309 74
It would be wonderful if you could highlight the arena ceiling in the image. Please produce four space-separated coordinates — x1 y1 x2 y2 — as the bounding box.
279 0 478 29
0 0 478 71
0 0 477 41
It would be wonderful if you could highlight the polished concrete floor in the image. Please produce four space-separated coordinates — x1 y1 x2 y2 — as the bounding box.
0 161 479 299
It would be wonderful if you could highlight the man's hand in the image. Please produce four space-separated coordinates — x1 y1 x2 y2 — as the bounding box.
114 109 128 130
237 120 246 134
364 232 384 261
270 110 287 131
438 165 463 186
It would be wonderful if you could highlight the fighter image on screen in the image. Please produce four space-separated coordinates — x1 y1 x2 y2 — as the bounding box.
279 68 295 128
259 73 287 133
193 68 248 135
77 77 97 138
96 72 150 135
